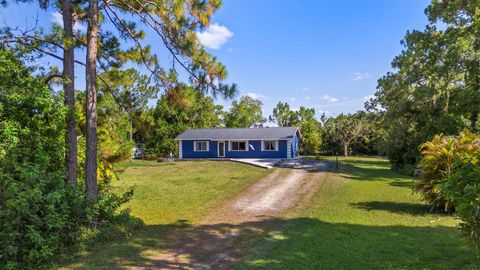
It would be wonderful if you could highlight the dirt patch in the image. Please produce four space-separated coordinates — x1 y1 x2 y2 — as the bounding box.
141 165 328 269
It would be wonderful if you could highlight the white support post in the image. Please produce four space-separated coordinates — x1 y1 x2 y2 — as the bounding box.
287 140 292 159
179 140 183 159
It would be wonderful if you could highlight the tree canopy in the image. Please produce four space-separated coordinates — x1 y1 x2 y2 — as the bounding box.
225 96 266 128
368 0 480 172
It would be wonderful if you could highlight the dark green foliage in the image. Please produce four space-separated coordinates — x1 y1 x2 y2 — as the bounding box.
370 0 480 172
416 132 480 249
446 154 480 250
445 152 480 250
269 102 321 155
0 49 140 269
294 107 321 155
320 112 383 157
225 96 266 128
144 84 224 157
269 101 297 127
0 49 81 269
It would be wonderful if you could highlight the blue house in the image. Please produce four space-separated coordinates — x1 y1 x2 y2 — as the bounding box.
175 127 301 159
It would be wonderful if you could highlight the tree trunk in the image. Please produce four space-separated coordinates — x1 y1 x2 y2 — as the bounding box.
343 142 349 157
85 0 99 200
129 116 133 141
62 0 78 188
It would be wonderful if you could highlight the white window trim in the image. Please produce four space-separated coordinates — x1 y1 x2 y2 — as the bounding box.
229 140 249 151
262 140 278 151
193 141 209 152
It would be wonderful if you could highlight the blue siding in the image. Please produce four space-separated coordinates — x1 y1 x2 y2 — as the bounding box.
181 140 217 158
181 139 289 158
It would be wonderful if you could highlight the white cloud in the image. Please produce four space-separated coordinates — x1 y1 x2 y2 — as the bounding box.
246 92 267 100
196 23 233 49
353 72 372 81
314 97 367 109
317 110 331 116
227 48 233 52
319 95 338 103
51 12 87 32
305 96 311 100
289 97 297 102
363 94 375 101
51 12 62 24
302 87 310 91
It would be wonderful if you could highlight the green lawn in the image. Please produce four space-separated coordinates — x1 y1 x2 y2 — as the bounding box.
235 157 478 269
57 161 272 269
113 160 273 225
58 157 479 269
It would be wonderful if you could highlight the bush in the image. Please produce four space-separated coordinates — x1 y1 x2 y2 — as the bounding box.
415 132 480 250
442 137 480 249
0 169 85 270
414 135 456 212
0 49 141 269
0 49 83 269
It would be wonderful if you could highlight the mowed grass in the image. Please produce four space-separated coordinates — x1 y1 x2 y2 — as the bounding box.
58 157 479 269
235 157 479 269
113 160 271 225
57 160 272 269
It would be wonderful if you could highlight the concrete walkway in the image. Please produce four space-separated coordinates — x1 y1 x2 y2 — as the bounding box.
230 158 334 170
276 158 334 171
229 158 281 169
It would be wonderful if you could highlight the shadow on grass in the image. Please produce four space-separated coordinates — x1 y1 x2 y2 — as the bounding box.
389 180 414 188
350 201 429 216
329 158 413 183
338 156 391 167
60 217 477 270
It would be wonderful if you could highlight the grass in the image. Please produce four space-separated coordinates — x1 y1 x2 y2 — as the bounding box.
58 157 479 269
57 160 272 269
113 160 272 225
234 156 478 269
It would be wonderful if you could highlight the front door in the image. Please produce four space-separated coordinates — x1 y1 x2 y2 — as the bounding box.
218 141 225 157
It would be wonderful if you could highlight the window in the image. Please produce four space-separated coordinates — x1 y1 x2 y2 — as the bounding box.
263 140 277 151
230 141 247 151
194 141 209 151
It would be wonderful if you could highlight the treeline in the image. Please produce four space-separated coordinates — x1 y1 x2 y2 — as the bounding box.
0 0 234 268
369 0 480 251
129 89 386 159
138 92 266 157
368 0 480 173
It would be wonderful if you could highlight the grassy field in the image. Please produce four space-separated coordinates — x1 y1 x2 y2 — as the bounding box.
234 157 478 269
58 157 479 269
112 160 273 225
58 161 272 269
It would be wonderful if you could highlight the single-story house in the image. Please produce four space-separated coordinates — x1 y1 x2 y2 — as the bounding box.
175 127 301 159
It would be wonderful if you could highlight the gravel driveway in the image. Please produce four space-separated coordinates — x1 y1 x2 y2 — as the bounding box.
144 159 332 269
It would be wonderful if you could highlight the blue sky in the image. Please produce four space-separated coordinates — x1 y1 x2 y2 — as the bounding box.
0 0 430 118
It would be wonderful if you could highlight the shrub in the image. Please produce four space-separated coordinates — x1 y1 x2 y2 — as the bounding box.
0 49 83 269
415 132 480 250
0 49 141 269
415 135 456 212
442 138 480 249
